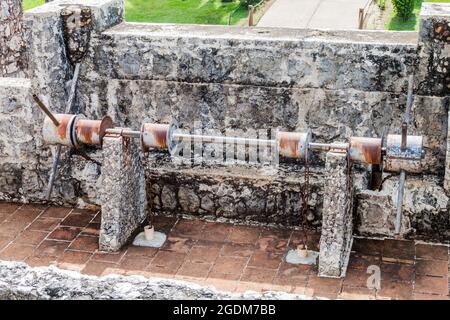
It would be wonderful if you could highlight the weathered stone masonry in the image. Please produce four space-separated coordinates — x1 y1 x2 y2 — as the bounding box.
0 1 449 242
99 133 147 251
319 151 353 278
0 0 27 77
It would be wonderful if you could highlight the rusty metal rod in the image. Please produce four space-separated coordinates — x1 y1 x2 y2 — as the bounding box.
308 142 331 151
174 134 350 152
395 170 406 235
107 129 356 155
395 75 414 234
105 128 141 139
404 75 414 126
308 142 348 152
32 94 60 127
401 75 414 151
401 123 407 150
45 63 81 200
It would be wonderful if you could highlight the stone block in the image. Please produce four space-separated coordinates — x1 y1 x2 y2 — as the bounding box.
99 133 147 251
24 0 124 112
97 23 417 93
416 3 450 96
356 175 449 242
318 151 353 278
0 77 40 201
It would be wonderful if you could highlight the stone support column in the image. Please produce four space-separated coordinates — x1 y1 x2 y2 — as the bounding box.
99 133 147 252
318 150 353 278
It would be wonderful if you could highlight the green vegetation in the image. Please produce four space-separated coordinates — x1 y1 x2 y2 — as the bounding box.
378 0 387 10
387 0 450 31
22 0 44 11
239 0 262 5
125 0 247 25
392 0 415 19
22 0 249 25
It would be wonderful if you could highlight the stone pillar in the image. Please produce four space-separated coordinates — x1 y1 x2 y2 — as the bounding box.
0 0 27 77
318 150 353 278
24 0 124 113
0 77 35 201
99 133 147 252
417 4 450 193
18 0 124 205
446 110 450 193
416 3 450 97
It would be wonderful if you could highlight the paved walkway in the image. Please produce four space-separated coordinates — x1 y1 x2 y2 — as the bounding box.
257 0 369 29
0 202 449 299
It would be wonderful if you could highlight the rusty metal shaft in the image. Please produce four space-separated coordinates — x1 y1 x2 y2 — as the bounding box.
173 133 348 152
105 128 141 139
395 75 415 235
401 75 414 151
395 170 406 235
309 142 348 152
32 95 60 127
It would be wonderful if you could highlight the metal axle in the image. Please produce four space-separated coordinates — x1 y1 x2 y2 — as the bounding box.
105 128 141 139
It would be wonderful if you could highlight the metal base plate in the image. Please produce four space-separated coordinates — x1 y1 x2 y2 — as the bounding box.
285 249 318 265
132 231 166 248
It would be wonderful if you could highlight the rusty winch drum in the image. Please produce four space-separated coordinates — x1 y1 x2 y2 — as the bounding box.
277 130 311 159
42 114 78 147
141 121 177 153
384 134 423 173
42 114 113 147
74 116 113 147
349 137 382 165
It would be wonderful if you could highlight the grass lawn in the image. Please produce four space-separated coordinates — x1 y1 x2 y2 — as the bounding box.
22 0 45 11
125 0 248 25
22 0 249 25
387 0 450 30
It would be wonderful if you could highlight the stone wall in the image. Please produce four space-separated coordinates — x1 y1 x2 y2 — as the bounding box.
0 0 449 241
145 153 334 228
0 261 308 299
0 0 124 208
356 174 450 242
416 3 450 97
0 0 27 77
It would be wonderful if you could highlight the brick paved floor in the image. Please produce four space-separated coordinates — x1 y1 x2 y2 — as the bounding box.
0 202 449 300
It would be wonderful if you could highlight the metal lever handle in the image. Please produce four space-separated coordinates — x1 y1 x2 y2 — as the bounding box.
395 170 406 235
401 75 414 151
395 75 414 235
32 94 60 127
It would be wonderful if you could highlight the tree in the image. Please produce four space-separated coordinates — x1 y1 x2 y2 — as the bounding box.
392 0 415 20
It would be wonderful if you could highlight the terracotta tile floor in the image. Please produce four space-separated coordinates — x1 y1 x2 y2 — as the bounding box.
0 201 449 300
